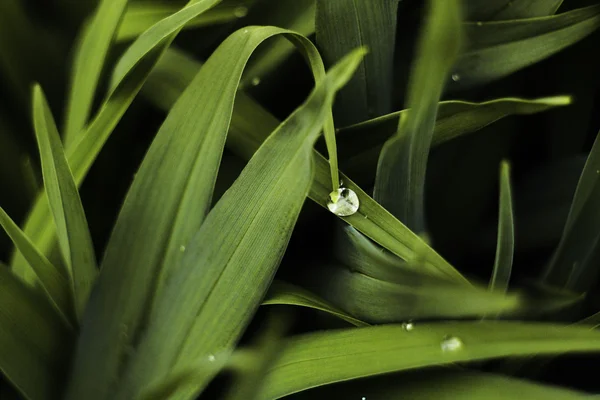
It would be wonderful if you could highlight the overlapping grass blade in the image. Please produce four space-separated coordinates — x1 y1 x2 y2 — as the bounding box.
258 321 600 399
263 281 368 327
0 207 72 324
374 0 463 232
10 0 221 282
32 85 98 320
542 129 600 292
65 26 346 400
315 0 399 125
465 0 563 20
62 0 129 145
451 5 600 90
490 160 515 293
0 263 73 400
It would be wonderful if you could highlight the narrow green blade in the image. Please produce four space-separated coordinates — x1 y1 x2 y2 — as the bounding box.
490 160 515 293
258 321 600 399
63 0 129 145
32 85 98 321
316 0 399 125
0 264 73 400
451 5 600 90
465 0 564 20
374 0 463 232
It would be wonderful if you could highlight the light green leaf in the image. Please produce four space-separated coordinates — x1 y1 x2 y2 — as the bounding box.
63 0 130 145
10 0 221 283
490 160 515 293
32 85 98 321
65 26 348 400
0 263 73 400
374 0 464 232
450 5 600 90
258 321 600 399
315 0 399 125
262 281 369 327
465 0 564 21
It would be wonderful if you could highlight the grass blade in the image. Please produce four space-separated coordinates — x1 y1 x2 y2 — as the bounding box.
373 0 463 232
258 321 600 399
0 264 73 400
451 5 600 90
315 0 399 125
32 85 98 321
490 160 515 293
63 0 129 145
465 0 564 20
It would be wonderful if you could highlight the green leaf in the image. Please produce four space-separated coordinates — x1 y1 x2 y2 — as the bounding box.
0 206 72 325
0 263 73 400
63 0 130 145
490 160 515 293
258 321 600 399
337 96 572 181
374 0 464 231
64 26 351 400
32 85 98 320
262 281 369 327
10 0 221 283
465 0 564 21
450 5 600 90
315 0 399 125
542 129 600 291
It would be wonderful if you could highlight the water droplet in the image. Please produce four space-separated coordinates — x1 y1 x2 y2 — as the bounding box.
362 397 366 400
208 354 216 362
234 6 248 18
251 77 261 86
242 28 249 34
327 188 359 216
402 321 415 331
476 21 483 26
451 73 461 82
440 335 463 352
179 245 186 252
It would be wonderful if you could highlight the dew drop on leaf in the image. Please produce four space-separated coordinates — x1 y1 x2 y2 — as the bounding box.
251 77 261 86
234 6 248 18
179 245 186 252
208 354 216 362
451 73 461 82
440 335 463 352
327 188 359 216
401 321 414 331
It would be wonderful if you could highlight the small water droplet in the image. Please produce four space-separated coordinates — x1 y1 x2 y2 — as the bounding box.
402 321 415 331
441 335 463 352
251 77 261 86
179 245 186 252
242 28 249 34
327 188 359 216
451 73 461 82
234 6 248 18
476 21 483 26
362 397 366 400
208 354 216 362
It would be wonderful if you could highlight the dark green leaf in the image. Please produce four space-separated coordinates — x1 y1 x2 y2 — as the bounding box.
465 0 564 21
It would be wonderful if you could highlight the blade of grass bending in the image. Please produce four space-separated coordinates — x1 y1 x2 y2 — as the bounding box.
450 5 600 90
0 263 74 400
65 27 352 400
32 85 98 321
374 0 464 232
465 0 563 21
10 0 221 282
62 0 129 145
111 47 366 400
490 160 515 293
315 0 399 125
258 321 600 400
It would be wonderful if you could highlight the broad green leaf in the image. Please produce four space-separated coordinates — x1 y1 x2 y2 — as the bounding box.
337 96 572 180
258 321 600 399
65 26 347 400
10 0 221 282
465 0 564 21
142 48 469 284
32 85 98 320
490 160 515 293
0 263 73 400
262 281 369 327
63 0 130 145
0 207 72 324
542 129 600 291
374 0 463 232
450 5 600 90
315 0 399 125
